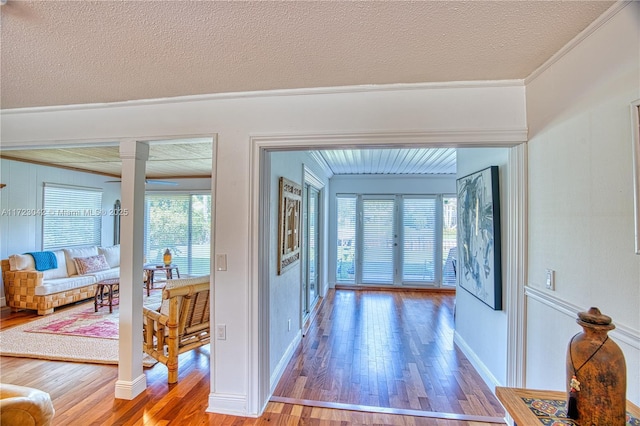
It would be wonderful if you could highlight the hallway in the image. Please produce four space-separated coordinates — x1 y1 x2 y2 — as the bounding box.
272 289 505 422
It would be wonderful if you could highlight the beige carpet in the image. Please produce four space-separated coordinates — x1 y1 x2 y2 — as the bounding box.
0 299 159 367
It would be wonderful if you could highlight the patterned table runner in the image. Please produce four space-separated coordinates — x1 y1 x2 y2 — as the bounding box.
521 397 640 425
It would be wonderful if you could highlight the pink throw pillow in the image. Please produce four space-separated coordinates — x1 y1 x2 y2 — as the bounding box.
74 254 110 275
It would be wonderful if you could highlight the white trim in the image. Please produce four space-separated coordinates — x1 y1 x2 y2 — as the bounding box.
0 133 215 150
308 152 334 179
630 98 640 254
525 1 631 84
270 330 302 393
505 144 528 387
208 136 218 411
250 129 527 150
1 80 525 115
114 374 147 400
303 165 326 190
249 130 529 417
454 331 501 390
525 285 640 350
207 393 252 417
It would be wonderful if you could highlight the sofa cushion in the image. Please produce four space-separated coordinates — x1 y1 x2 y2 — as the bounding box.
8 254 36 271
98 245 120 268
85 267 120 282
160 275 210 316
74 254 110 275
63 246 99 276
42 250 69 280
34 274 97 296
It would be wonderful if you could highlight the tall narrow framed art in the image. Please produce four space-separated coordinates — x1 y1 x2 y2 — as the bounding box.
456 166 502 310
278 177 302 275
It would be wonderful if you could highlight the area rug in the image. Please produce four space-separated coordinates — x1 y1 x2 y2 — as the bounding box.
0 292 162 367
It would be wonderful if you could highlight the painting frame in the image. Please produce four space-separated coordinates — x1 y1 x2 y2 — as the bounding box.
456 166 502 310
631 98 640 254
278 177 302 275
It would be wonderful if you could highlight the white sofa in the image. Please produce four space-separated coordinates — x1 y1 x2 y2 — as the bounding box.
1 245 120 315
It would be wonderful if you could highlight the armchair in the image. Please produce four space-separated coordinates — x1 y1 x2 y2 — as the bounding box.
142 275 210 383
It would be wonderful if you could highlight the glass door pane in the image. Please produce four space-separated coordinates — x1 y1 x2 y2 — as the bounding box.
336 196 356 282
362 198 395 284
402 198 436 283
442 196 457 286
308 187 319 305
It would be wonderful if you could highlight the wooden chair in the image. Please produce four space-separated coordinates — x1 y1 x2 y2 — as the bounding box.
142 275 210 383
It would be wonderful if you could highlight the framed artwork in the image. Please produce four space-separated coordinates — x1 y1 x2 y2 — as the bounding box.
278 177 302 275
631 98 640 254
456 166 502 310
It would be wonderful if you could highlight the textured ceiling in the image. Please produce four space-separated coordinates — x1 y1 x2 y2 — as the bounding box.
0 0 615 110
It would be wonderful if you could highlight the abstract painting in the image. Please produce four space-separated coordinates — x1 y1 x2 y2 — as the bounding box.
456 166 502 310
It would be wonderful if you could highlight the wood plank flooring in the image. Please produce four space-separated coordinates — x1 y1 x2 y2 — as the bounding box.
0 289 506 425
273 289 505 421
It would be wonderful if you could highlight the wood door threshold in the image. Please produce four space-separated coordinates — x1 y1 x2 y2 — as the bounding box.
270 396 505 424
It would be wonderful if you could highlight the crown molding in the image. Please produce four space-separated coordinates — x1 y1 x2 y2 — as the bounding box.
525 0 631 85
1 79 525 115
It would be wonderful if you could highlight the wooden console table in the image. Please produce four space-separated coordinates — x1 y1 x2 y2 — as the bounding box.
496 387 640 425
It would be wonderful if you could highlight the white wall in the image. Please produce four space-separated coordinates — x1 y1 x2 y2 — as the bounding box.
268 151 330 383
0 159 121 306
328 174 456 287
454 148 510 388
525 2 640 404
1 83 526 415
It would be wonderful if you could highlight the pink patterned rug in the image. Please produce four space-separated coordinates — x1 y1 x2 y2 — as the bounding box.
24 290 162 340
26 308 120 339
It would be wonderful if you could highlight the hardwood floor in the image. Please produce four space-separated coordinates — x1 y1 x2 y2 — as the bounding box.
274 289 505 422
0 289 506 425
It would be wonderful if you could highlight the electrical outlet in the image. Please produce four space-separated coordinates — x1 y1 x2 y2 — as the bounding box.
546 269 555 290
216 324 226 340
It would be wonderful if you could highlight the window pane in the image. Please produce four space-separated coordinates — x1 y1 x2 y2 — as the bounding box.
402 198 435 282
442 196 457 286
362 199 394 284
336 196 356 282
43 184 102 249
144 194 211 276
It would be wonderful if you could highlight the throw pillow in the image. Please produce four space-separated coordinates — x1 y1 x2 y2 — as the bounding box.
42 250 69 280
8 254 36 271
74 254 110 275
98 245 120 268
63 246 99 276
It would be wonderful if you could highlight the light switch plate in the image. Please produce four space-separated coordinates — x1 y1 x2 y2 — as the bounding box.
546 269 555 290
216 324 226 340
215 254 227 271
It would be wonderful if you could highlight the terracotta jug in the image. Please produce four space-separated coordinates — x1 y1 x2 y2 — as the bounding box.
566 307 626 425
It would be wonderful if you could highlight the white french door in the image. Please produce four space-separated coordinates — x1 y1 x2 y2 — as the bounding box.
337 194 456 287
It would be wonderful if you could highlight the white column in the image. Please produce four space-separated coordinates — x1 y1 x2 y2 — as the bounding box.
115 140 149 399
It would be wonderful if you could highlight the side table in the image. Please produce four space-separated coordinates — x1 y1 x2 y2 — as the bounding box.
143 264 180 296
95 278 119 313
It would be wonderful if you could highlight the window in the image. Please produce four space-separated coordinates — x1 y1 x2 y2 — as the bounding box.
335 194 457 287
144 193 211 276
43 183 103 249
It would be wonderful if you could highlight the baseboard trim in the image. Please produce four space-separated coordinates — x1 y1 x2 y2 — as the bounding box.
453 331 502 391
114 374 147 400
335 284 456 293
269 395 505 424
270 330 302 393
207 392 252 417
